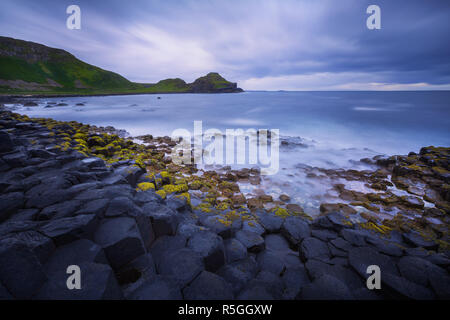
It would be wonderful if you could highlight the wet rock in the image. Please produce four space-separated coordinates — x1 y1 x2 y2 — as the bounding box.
94 217 146 270
281 216 311 246
183 271 233 300
36 262 123 300
235 230 265 253
255 210 283 233
187 231 225 272
0 238 47 299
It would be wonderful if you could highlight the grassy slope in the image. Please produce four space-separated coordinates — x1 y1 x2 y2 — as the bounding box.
0 37 241 96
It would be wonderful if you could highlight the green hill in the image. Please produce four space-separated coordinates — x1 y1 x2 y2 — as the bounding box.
0 36 243 96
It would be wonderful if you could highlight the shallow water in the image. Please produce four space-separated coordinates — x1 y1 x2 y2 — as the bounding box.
11 91 450 215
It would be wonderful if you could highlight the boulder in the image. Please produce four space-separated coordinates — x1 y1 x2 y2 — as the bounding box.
142 203 179 238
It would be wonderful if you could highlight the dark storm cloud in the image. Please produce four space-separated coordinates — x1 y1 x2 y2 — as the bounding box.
0 0 449 89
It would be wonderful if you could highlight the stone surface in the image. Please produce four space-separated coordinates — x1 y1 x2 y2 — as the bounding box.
183 271 233 300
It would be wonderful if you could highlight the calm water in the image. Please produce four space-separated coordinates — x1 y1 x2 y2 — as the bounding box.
10 91 450 215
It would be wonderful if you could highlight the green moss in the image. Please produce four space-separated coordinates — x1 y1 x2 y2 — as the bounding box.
137 182 155 191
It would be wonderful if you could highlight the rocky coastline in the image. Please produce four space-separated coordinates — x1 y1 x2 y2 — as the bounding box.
0 109 449 300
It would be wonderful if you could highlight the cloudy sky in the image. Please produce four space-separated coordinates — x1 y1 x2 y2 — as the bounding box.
1 0 449 90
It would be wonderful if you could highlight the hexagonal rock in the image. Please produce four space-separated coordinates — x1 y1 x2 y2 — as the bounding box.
282 266 311 299
304 259 362 290
35 262 123 300
241 220 265 235
264 234 291 252
201 215 234 238
105 196 141 217
142 203 179 238
0 131 14 153
2 230 55 264
0 192 25 222
157 248 204 288
224 238 247 263
116 165 145 187
183 271 234 300
39 214 98 246
255 210 283 233
128 276 182 300
150 235 187 270
348 246 399 279
397 256 450 299
381 272 435 300
0 238 47 299
299 274 354 300
256 251 285 275
94 217 146 270
44 239 108 276
340 229 368 246
187 231 226 272
235 230 265 253
402 231 438 249
217 257 259 294
299 237 330 262
281 216 311 246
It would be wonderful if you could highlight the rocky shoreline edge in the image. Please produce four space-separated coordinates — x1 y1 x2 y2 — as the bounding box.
0 110 449 300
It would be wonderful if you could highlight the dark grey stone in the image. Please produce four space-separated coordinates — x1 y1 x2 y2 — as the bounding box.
142 203 179 237
256 210 283 233
157 248 204 287
0 238 47 299
224 238 247 263
183 271 233 300
0 192 24 222
35 262 123 300
348 246 399 278
299 274 354 300
281 216 311 246
94 217 146 270
217 257 258 294
299 237 330 262
128 276 181 300
44 239 108 276
187 231 225 272
235 230 265 253
39 214 98 246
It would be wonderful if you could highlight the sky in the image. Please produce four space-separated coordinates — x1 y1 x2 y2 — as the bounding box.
1 0 450 90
